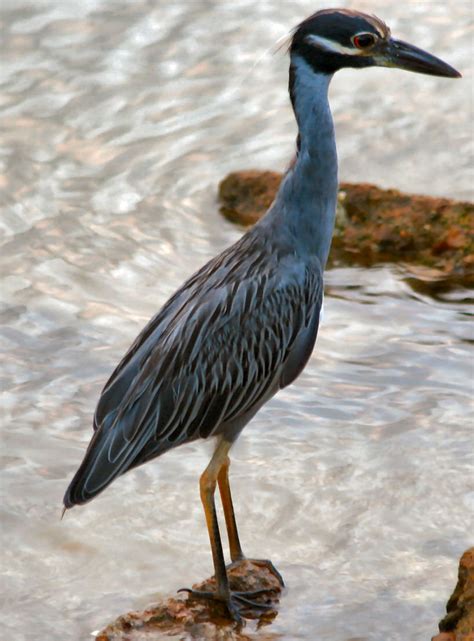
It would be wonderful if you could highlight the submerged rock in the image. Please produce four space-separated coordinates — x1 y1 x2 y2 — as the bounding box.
218 171 474 284
96 559 282 641
433 548 474 641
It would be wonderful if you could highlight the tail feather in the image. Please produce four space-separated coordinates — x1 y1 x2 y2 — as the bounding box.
63 423 114 508
64 381 181 509
63 410 149 508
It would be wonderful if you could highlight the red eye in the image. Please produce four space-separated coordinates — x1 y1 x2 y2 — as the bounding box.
352 33 377 49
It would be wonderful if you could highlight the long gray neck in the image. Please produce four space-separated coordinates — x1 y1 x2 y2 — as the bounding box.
267 55 338 267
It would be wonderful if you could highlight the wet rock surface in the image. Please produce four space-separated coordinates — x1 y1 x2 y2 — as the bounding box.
218 171 474 285
433 548 474 641
92 548 474 640
96 559 282 641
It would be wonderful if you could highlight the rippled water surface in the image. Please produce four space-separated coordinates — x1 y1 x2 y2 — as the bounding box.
1 1 473 640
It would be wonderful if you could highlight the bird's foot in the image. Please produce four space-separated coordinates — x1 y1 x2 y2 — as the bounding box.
178 587 276 624
228 557 285 587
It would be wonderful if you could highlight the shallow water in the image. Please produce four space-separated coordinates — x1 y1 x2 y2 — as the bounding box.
0 1 473 640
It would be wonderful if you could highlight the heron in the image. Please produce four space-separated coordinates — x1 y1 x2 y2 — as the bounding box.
64 8 460 622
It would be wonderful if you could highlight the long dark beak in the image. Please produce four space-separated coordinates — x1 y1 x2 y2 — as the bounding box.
376 38 461 78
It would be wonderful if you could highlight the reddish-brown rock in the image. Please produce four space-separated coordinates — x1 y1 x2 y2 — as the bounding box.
432 548 474 641
96 559 282 641
218 171 474 284
435 548 474 641
218 170 282 227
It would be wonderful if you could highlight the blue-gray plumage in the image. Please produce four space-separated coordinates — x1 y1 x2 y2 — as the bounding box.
77 231 322 499
64 8 460 622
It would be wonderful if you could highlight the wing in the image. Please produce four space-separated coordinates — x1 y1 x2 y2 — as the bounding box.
64 234 323 507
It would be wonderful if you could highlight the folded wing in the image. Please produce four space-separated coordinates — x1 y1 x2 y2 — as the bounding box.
64 237 322 507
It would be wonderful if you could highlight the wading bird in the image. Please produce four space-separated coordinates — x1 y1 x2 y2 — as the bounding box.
64 8 460 622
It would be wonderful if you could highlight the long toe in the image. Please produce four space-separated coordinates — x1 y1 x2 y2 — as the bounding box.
178 587 277 623
232 592 275 611
234 587 279 598
177 588 216 600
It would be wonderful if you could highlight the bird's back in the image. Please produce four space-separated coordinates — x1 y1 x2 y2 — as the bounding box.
64 221 323 508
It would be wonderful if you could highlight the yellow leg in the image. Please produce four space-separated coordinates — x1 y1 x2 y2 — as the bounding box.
217 455 244 563
199 438 233 599
217 454 284 588
179 437 276 620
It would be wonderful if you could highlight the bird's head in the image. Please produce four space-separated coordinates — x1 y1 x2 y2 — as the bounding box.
290 8 461 78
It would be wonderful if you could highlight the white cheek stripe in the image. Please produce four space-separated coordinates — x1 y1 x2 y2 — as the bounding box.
304 34 363 56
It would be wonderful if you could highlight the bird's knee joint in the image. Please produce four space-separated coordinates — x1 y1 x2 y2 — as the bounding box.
200 470 216 497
